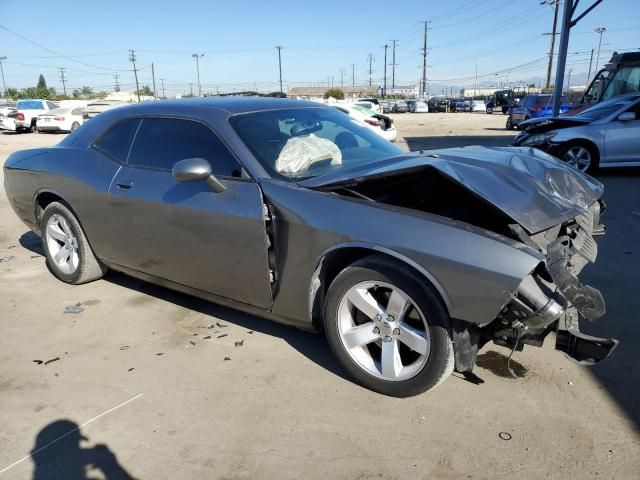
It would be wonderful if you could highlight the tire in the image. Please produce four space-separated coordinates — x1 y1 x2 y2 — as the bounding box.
506 117 514 130
29 122 38 133
40 201 107 284
324 256 454 397
71 122 80 131
486 107 493 114
559 141 599 173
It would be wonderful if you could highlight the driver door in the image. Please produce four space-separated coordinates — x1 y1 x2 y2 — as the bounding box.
108 117 272 309
604 102 640 164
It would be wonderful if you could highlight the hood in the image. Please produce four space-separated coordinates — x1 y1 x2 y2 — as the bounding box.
519 116 591 133
300 146 603 234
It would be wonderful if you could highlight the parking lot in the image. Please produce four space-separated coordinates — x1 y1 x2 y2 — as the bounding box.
1 112 639 479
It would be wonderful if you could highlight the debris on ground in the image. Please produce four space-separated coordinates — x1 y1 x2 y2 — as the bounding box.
247 330 254 334
0 255 16 263
33 360 44 365
216 322 228 328
44 357 60 365
498 432 512 441
30 255 41 259
120 346 130 351
156 352 164 356
224 357 231 361
234 340 244 348
128 368 135 372
63 303 84 314
192 333 198 336
189 340 196 346
217 334 228 339
203 336 211 340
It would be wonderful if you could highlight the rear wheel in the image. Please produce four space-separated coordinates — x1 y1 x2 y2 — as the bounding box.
486 107 493 114
324 256 454 397
70 122 80 131
29 122 38 133
40 202 107 284
506 117 514 130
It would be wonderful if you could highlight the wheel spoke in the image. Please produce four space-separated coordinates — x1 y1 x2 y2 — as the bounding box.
386 289 410 320
342 322 379 349
54 246 70 264
381 338 402 379
58 217 71 236
47 223 66 242
346 287 384 320
398 322 429 355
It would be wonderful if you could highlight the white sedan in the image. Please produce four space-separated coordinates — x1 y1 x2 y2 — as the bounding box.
331 103 397 142
470 100 487 113
36 108 85 133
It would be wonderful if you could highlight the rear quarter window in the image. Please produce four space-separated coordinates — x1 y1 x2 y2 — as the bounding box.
93 118 141 163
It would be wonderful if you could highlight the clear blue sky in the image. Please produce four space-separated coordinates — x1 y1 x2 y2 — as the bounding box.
1 0 638 95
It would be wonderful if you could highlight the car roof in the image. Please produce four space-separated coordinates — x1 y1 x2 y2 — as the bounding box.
96 97 329 119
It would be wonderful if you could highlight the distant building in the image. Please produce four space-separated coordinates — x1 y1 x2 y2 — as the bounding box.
288 86 378 99
461 86 543 97
385 85 418 97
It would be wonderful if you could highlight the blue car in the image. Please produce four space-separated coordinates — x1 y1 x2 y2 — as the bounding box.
506 94 569 129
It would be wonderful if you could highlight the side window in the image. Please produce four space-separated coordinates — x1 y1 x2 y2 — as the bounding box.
47 101 58 110
127 118 243 177
71 108 85 116
94 118 141 163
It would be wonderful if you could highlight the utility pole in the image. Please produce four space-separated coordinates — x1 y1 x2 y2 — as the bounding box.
58 67 67 96
192 53 204 96
474 61 478 97
129 50 140 102
391 39 398 88
587 48 595 83
421 21 429 99
351 63 356 86
594 27 606 74
151 62 157 99
113 74 120 92
383 44 388 97
340 68 345 88
552 0 605 117
189 83 194 96
0 56 6 97
543 0 560 90
276 46 283 93
567 68 572 93
160 78 166 98
367 53 373 86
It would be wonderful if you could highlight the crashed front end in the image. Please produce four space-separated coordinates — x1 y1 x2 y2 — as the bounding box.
479 199 618 369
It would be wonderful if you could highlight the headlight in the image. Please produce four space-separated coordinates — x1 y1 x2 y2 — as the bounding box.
521 133 556 146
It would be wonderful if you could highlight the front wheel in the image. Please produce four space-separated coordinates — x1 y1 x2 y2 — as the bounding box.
40 201 107 284
506 117 514 130
70 122 80 131
324 256 454 397
560 143 599 173
486 107 493 114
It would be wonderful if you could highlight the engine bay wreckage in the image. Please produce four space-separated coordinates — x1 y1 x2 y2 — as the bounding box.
305 146 618 374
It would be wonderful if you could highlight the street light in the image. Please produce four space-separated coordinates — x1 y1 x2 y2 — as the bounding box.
0 56 7 98
594 27 606 74
192 53 204 96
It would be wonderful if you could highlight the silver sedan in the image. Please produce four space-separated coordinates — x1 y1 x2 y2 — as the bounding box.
513 92 640 172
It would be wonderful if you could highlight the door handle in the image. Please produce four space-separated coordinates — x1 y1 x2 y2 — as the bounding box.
116 181 133 190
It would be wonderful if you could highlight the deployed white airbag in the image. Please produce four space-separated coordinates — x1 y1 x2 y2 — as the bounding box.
275 134 342 173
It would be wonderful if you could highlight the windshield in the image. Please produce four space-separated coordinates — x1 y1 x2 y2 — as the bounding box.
231 107 402 180
576 97 635 121
601 65 640 101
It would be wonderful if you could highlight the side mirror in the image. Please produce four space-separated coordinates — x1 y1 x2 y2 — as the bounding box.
617 112 636 122
172 158 226 193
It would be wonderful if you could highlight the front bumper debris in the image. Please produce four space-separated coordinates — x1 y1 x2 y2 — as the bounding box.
555 307 618 365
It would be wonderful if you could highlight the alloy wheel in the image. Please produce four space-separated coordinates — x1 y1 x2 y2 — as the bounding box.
563 146 592 172
45 214 80 274
337 281 430 381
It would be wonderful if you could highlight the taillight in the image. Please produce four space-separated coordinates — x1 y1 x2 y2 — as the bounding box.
16 113 25 121
53 116 65 121
364 118 381 126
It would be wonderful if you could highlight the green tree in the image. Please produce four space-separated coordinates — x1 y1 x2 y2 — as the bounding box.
5 87 19 99
95 91 109 100
324 88 345 100
37 74 47 89
134 85 154 97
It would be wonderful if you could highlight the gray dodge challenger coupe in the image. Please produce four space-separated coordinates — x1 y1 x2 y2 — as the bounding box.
3 98 617 396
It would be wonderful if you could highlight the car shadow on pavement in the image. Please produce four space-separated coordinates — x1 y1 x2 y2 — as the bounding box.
30 420 135 479
404 135 514 151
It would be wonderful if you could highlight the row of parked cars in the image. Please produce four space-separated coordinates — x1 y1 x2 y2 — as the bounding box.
0 99 127 134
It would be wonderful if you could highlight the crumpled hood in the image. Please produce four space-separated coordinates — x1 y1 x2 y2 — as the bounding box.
518 116 591 133
301 146 603 234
